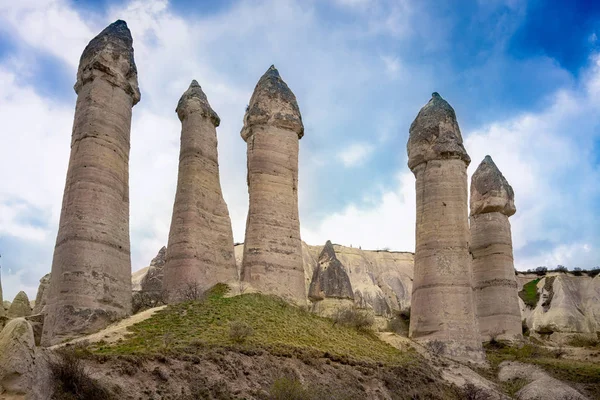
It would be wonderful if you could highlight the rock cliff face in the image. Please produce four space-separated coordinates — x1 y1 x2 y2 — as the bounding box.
33 273 51 315
140 246 166 293
163 81 237 301
0 271 4 318
519 273 600 337
42 20 139 346
407 93 483 361
240 66 305 302
308 241 353 301
470 156 521 341
7 291 32 318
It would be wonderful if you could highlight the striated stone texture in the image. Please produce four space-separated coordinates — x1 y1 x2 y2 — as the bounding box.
470 156 521 341
42 20 140 346
308 241 354 302
0 270 4 318
240 66 306 302
407 93 483 361
33 273 51 315
163 81 237 301
7 291 31 318
141 246 166 293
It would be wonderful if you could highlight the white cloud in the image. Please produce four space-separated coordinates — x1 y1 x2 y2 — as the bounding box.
337 143 375 167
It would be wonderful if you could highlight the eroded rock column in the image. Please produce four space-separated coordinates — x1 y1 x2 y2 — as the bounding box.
240 66 305 301
163 81 237 301
471 156 522 341
41 20 140 346
407 93 483 361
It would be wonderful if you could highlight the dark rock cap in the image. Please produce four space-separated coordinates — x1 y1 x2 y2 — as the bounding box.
75 20 140 104
176 80 220 126
470 155 516 216
407 92 470 170
241 65 303 141
308 240 354 301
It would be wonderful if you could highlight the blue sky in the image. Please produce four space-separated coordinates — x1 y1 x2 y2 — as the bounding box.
1 0 599 301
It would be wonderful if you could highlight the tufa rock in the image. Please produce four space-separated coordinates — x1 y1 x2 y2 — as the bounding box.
470 155 515 216
240 66 306 302
7 291 32 318
470 156 521 341
140 246 166 293
42 20 139 346
32 273 51 315
163 81 237 301
0 268 4 318
0 319 37 395
308 241 354 301
407 93 483 361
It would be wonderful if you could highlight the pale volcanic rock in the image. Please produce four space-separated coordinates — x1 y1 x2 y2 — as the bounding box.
163 81 237 301
0 319 38 395
240 66 306 302
33 273 51 315
407 93 483 361
0 270 4 318
7 291 32 318
470 156 522 341
308 241 354 301
141 246 166 293
42 20 139 346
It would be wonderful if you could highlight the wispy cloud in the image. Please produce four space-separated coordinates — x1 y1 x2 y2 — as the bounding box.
337 143 375 167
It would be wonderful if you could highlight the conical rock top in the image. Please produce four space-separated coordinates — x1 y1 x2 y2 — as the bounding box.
241 65 303 141
308 241 354 301
407 92 470 170
470 155 516 216
176 80 220 125
7 291 31 318
75 19 140 104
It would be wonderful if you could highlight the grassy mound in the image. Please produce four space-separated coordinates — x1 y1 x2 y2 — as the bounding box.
518 278 541 308
91 284 411 366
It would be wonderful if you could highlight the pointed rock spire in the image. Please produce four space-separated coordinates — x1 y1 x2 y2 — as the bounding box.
75 19 140 104
470 155 516 216
241 65 303 141
407 92 470 170
176 80 220 126
308 241 354 301
7 291 31 318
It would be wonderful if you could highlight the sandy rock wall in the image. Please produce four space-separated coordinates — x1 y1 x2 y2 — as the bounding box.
32 273 51 315
7 291 32 318
470 156 521 341
240 66 306 302
42 20 139 346
407 93 483 361
163 81 237 301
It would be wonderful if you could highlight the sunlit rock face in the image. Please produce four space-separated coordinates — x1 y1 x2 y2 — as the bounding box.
470 156 522 342
239 66 306 302
163 81 237 301
407 93 484 362
42 20 139 346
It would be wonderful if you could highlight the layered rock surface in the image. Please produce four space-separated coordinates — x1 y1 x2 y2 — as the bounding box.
240 66 305 302
7 291 31 318
42 20 139 346
407 93 483 361
163 81 237 301
0 271 4 318
140 246 166 293
470 156 521 341
33 273 51 315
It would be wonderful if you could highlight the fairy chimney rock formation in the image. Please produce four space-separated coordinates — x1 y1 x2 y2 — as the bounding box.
240 66 306 302
470 156 521 341
407 92 483 361
163 81 237 301
309 241 354 301
141 246 166 293
32 273 51 315
41 20 139 346
7 291 31 318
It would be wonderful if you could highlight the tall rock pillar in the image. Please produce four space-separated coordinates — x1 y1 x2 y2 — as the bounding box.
407 93 483 360
42 20 140 346
240 66 305 302
163 81 237 301
470 156 522 341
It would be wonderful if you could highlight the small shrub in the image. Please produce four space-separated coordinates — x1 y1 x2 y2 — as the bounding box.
553 265 568 273
536 325 554 336
487 330 507 349
332 307 374 332
460 383 489 400
426 340 446 355
229 320 254 343
132 290 167 314
386 308 410 335
586 267 600 278
535 266 548 276
269 377 310 400
178 281 205 301
572 268 583 276
48 349 113 400
502 378 528 398
567 334 600 348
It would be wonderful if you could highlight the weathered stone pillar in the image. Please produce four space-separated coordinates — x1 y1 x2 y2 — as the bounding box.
470 156 522 341
163 81 237 301
407 93 483 361
0 268 4 318
41 20 139 346
240 66 305 302
7 291 31 318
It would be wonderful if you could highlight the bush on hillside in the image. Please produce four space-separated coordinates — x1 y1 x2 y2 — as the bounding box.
568 334 600 348
229 320 254 344
332 307 374 332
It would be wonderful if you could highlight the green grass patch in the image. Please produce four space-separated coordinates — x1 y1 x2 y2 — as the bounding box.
518 278 541 309
90 284 411 366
